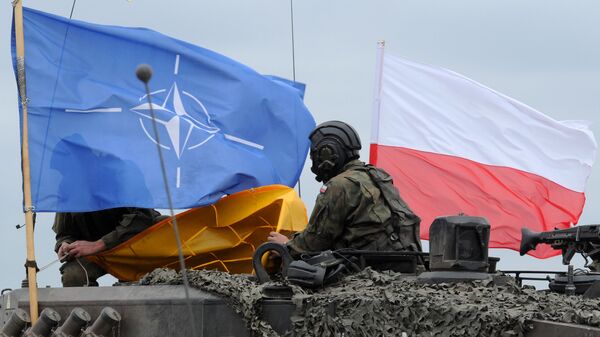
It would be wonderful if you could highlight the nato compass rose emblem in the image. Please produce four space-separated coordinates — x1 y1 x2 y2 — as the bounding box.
64 54 264 188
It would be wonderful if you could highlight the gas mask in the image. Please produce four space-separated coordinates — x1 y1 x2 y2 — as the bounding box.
308 121 361 183
310 140 348 182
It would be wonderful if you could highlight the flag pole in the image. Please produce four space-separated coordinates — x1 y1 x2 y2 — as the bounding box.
13 0 40 323
370 40 385 164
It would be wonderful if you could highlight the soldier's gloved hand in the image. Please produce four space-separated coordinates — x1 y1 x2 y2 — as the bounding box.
267 231 289 245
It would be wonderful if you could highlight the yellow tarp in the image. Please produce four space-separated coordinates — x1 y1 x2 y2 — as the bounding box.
87 185 307 281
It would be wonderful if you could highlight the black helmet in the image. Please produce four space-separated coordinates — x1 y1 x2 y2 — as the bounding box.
309 121 361 182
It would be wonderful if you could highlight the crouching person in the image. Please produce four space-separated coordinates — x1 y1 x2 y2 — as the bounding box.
54 208 164 287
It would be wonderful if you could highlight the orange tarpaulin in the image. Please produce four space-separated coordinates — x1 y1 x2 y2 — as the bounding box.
87 185 308 281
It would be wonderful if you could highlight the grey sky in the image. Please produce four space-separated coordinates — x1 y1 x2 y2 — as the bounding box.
1 0 599 288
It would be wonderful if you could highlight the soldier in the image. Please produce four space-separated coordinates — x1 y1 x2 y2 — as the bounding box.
54 208 164 286
268 120 422 257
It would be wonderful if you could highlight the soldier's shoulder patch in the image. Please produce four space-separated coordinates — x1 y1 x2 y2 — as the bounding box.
320 185 328 193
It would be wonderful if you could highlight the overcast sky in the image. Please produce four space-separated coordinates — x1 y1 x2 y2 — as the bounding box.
1 0 599 288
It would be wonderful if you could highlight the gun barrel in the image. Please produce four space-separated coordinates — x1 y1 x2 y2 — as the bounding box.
519 227 540 256
520 224 600 262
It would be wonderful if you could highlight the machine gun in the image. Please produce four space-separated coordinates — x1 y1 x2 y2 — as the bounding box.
520 224 600 266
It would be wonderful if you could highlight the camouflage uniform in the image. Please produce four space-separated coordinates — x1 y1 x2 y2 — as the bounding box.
53 208 162 286
287 160 421 257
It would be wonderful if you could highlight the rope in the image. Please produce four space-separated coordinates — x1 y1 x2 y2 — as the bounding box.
38 258 60 272
76 257 90 287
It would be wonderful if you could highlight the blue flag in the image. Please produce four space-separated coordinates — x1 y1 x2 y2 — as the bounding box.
12 8 315 212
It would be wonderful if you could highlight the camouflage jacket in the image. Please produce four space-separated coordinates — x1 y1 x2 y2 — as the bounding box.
287 160 421 257
53 208 161 252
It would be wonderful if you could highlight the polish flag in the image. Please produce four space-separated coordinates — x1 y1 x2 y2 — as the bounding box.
370 44 597 258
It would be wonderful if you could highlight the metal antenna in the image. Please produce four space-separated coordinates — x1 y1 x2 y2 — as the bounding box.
69 0 78 19
290 0 303 198
290 0 297 82
34 0 78 205
136 64 198 337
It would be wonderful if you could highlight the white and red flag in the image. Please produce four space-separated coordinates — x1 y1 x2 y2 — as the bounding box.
370 45 597 258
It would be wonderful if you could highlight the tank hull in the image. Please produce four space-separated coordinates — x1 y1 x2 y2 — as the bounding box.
2 285 600 337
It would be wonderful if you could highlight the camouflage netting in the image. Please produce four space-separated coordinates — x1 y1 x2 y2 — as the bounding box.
140 268 600 337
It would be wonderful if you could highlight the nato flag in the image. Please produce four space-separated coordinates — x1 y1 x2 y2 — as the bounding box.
12 7 315 212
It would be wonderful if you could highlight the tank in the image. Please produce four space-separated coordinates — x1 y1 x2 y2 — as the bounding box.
3 216 600 337
2 271 600 337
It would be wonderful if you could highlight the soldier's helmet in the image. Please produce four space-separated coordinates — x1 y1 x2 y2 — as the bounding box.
309 121 362 182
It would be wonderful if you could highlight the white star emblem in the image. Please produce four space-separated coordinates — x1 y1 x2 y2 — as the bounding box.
64 54 264 188
130 81 220 159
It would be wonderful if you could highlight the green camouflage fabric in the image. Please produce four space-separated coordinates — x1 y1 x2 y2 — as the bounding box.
142 267 600 337
287 160 421 257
